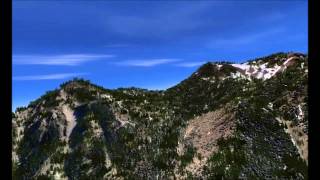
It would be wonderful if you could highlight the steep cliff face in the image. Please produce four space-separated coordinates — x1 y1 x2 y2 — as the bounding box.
12 52 308 179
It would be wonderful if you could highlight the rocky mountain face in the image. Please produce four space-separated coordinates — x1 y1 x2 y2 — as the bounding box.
12 52 308 179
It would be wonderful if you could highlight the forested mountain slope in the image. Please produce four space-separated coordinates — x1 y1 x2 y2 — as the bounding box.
12 52 308 179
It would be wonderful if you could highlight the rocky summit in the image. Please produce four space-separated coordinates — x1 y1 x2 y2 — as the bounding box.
12 52 308 179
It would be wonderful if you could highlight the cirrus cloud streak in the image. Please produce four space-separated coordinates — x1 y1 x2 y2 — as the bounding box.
13 54 115 66
114 58 181 67
13 73 88 81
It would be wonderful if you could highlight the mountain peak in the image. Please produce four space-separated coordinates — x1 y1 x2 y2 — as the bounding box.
193 62 237 78
193 52 307 81
60 78 93 90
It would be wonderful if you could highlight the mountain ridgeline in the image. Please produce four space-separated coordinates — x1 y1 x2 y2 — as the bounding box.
12 52 308 179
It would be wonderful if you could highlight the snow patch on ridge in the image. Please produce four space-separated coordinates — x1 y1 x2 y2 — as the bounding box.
230 57 296 80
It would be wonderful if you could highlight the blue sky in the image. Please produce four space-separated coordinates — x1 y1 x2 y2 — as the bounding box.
13 0 308 110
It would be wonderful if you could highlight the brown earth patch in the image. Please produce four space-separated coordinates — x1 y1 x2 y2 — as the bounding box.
176 104 236 177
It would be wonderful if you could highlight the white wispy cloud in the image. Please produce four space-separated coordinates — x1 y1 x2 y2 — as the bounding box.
175 61 205 67
13 54 115 66
115 58 181 67
13 73 88 81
